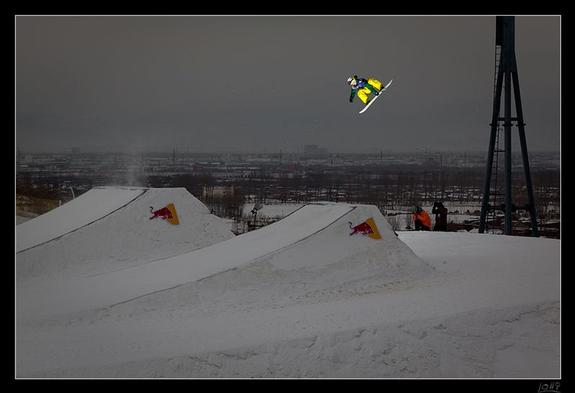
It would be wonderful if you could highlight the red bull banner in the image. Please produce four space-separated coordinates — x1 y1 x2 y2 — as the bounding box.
348 217 382 240
149 203 180 225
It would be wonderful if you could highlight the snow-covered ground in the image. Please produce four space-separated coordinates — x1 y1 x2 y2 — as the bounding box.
16 198 560 378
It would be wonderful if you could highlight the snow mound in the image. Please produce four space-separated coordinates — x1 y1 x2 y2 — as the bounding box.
99 203 433 322
18 202 431 319
16 187 234 280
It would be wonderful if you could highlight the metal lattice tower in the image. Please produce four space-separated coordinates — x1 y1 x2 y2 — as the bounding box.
479 16 539 237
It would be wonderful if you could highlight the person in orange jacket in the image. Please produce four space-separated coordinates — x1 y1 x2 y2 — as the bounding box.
412 206 432 231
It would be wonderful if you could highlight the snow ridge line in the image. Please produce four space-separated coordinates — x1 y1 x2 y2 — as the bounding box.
17 189 149 254
105 206 358 309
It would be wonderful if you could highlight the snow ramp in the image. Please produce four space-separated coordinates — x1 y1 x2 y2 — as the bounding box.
17 187 145 253
16 187 234 279
18 202 431 319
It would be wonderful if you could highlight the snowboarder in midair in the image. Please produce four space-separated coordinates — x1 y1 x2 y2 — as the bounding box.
347 75 384 105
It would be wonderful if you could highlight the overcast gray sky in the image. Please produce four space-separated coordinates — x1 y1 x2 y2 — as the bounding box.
16 15 560 153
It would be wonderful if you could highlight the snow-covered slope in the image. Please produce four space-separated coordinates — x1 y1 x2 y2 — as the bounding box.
16 204 560 378
18 203 428 318
17 187 145 252
16 187 234 279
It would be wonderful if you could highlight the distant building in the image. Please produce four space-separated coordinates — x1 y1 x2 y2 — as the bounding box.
203 185 236 199
192 164 205 173
303 144 328 158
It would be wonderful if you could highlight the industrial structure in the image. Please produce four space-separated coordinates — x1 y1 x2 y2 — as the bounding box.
479 16 539 236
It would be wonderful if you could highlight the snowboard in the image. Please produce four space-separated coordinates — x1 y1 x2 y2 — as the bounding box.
359 79 393 114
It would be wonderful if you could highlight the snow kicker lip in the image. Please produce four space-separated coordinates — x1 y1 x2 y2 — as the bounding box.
17 187 148 254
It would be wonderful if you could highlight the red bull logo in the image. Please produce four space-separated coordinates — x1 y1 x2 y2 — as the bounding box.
149 203 180 225
150 206 173 220
349 221 374 236
348 217 382 240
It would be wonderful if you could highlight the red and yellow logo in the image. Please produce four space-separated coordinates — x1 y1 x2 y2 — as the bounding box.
348 217 382 239
149 203 180 225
